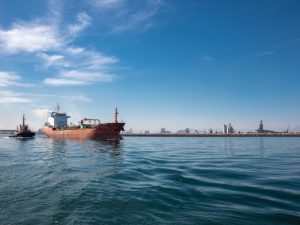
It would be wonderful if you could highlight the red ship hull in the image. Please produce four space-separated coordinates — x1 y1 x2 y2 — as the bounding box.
42 123 125 140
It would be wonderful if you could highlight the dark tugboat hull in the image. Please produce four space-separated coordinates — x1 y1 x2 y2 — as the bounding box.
9 132 35 138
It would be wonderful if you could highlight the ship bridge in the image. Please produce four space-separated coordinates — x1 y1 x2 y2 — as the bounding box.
47 104 70 129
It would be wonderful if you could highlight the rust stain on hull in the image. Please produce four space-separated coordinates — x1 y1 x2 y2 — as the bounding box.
42 123 125 140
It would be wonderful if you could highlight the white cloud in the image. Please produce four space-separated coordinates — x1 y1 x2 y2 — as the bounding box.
0 90 32 104
43 48 118 86
0 71 33 87
0 72 20 86
110 6 158 33
44 70 113 86
0 9 119 87
0 12 91 54
79 50 118 69
0 23 61 53
0 97 32 104
89 0 167 34
27 93 91 102
66 95 91 102
44 78 89 86
66 47 85 55
33 108 50 118
38 53 66 68
60 70 113 81
68 12 91 37
93 0 124 8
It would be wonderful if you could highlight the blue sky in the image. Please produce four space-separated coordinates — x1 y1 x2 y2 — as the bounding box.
0 0 299 132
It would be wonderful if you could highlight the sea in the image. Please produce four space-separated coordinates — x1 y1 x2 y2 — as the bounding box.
0 135 300 225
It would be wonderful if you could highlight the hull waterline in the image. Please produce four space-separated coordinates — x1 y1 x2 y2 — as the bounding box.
42 123 125 140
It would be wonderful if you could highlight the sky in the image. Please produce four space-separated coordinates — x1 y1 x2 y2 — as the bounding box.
0 0 299 132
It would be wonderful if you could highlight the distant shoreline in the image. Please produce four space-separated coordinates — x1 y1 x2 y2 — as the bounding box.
2 130 300 137
122 133 300 137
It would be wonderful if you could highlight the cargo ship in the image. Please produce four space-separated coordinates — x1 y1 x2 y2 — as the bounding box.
42 105 125 140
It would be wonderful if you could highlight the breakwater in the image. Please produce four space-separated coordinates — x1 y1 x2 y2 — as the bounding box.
0 130 14 134
123 133 300 137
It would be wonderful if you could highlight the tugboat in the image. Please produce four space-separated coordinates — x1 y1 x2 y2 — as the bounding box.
9 114 35 138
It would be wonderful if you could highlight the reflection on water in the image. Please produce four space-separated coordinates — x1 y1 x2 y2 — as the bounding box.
222 137 235 157
222 137 266 158
39 136 122 155
259 137 265 157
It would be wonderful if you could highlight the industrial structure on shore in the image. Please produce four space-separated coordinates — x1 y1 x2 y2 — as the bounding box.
223 124 234 134
123 120 297 137
256 120 276 134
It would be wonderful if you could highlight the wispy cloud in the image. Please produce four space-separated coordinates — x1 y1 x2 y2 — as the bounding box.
256 51 275 57
44 70 113 86
0 90 91 105
43 78 89 86
68 12 91 37
66 47 85 55
110 4 160 33
0 71 34 87
0 90 32 104
38 53 66 69
64 48 118 69
89 0 168 34
42 48 118 86
28 93 91 102
0 72 21 86
59 70 112 81
92 0 124 9
33 108 50 118
67 95 91 102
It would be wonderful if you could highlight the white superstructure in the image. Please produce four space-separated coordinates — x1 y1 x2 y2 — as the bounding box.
46 105 70 129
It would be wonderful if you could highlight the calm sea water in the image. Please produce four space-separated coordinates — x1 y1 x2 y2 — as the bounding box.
0 135 300 225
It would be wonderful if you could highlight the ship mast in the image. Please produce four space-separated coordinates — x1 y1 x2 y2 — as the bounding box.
22 114 25 127
55 103 61 112
115 107 118 124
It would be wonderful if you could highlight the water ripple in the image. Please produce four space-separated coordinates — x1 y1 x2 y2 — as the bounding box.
0 136 300 224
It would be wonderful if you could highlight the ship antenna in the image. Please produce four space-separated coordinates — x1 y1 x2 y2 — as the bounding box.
115 107 118 124
55 103 61 112
23 114 25 127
